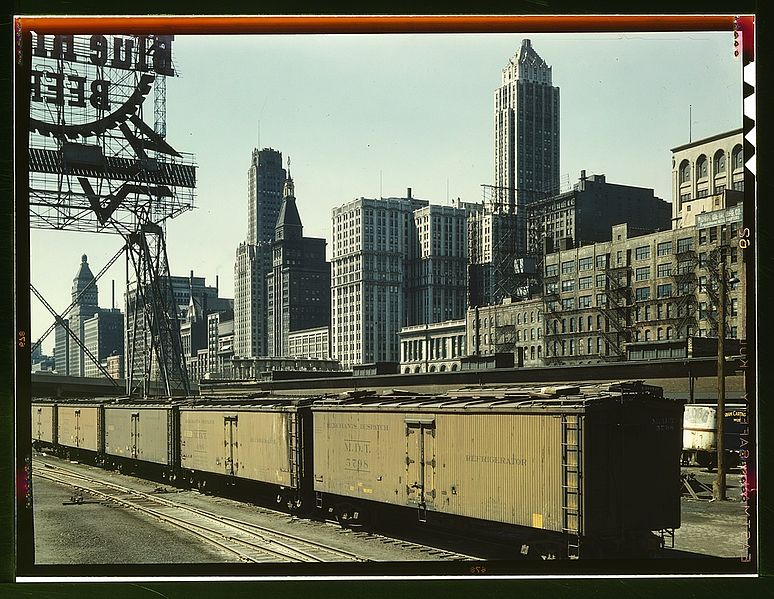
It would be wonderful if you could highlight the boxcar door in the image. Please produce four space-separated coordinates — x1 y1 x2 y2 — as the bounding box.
74 409 81 448
405 416 436 508
223 415 238 477
35 408 42 441
130 413 140 459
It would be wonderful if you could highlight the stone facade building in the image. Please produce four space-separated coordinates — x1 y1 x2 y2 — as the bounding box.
266 166 331 357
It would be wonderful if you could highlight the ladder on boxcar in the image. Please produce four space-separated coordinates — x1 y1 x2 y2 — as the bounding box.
286 413 300 490
561 414 583 559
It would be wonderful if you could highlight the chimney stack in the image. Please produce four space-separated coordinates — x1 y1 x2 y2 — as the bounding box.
407 187 412 199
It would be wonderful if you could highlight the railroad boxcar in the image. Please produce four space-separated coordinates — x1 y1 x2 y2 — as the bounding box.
311 381 683 557
103 403 179 479
31 401 57 450
682 403 747 468
178 399 312 503
55 401 105 460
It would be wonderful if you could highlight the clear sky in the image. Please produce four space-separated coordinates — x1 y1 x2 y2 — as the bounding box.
27 30 742 355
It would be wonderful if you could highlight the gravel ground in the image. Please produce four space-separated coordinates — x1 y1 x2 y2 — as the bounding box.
670 467 751 559
31 454 468 565
32 474 233 564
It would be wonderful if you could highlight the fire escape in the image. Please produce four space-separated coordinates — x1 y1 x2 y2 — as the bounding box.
701 247 732 338
597 255 633 361
672 244 698 338
541 267 563 365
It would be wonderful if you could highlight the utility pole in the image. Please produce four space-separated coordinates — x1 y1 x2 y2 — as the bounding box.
713 250 727 501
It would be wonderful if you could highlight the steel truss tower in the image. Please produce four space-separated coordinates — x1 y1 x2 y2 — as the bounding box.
26 32 195 397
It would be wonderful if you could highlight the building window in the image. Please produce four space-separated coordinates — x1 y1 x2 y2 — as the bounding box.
562 298 575 310
562 279 575 292
697 155 708 178
595 254 608 269
635 267 650 281
579 295 592 309
714 150 726 173
677 237 693 253
595 274 606 288
635 246 650 260
732 144 744 169
545 264 559 277
657 327 664 340
657 263 672 278
699 229 708 245
709 227 718 243
579 276 593 290
730 326 738 339
657 241 672 256
596 293 606 306
731 298 738 317
680 160 691 183
635 287 651 301
561 260 575 274
578 257 593 271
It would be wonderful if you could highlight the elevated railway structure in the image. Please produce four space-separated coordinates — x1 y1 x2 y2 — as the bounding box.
30 357 744 402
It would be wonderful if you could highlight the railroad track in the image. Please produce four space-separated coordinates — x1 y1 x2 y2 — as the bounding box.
32 457 480 563
32 459 366 563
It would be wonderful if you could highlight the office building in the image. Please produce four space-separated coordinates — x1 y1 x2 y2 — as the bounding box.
331 191 426 368
526 172 671 256
266 167 331 357
287 326 331 360
406 203 470 325
540 208 745 365
399 319 467 373
54 255 124 378
234 148 287 359
494 38 560 212
671 129 745 226
466 297 545 367
331 190 470 369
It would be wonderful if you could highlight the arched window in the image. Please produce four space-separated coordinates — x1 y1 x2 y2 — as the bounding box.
429 365 436 373
714 149 726 173
645 329 651 341
404 367 411 374
732 144 744 169
440 365 446 372
679 159 691 183
415 366 421 373
451 364 458 371
696 155 708 179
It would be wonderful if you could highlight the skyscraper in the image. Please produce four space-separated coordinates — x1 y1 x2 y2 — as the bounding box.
266 164 331 357
233 148 286 359
54 255 123 378
331 191 470 369
494 38 560 214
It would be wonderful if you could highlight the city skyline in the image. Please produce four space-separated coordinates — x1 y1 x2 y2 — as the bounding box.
27 31 742 355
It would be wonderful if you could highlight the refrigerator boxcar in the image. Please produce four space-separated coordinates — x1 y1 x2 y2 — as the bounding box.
312 382 683 556
56 402 104 457
103 403 179 477
178 400 312 502
31 401 57 449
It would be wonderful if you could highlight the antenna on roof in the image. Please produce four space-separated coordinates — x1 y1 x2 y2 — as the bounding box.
689 104 692 143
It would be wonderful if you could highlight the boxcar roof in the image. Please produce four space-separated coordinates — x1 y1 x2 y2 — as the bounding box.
312 381 670 413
